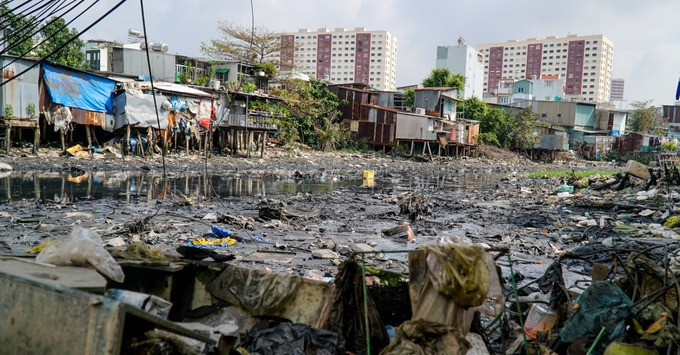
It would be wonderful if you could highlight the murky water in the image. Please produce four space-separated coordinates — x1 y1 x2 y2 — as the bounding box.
0 170 501 202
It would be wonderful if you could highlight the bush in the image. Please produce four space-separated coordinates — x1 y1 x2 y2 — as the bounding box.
661 141 679 152
476 132 500 147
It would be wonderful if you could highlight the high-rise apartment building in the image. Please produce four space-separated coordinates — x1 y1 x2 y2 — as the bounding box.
435 38 484 99
610 78 625 101
280 27 397 91
476 34 613 103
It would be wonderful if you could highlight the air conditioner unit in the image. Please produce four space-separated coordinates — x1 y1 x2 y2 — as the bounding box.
415 108 425 115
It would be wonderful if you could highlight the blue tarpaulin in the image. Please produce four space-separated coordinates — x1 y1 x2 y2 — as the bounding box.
43 63 115 113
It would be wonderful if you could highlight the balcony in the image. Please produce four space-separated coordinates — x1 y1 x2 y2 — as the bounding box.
219 111 280 130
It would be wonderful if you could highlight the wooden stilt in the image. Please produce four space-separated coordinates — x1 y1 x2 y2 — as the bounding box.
59 128 65 153
260 131 266 158
125 125 131 155
5 124 10 154
33 125 39 154
85 124 92 149
246 131 252 158
147 127 153 156
137 131 145 157
410 141 414 156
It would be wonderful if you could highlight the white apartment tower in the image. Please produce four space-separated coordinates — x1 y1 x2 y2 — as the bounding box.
280 27 398 91
435 37 484 99
476 34 614 103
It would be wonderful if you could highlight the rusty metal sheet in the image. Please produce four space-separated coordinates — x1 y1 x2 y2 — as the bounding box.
0 57 40 120
71 108 105 127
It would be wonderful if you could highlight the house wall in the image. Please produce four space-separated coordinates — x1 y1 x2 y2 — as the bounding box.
532 101 576 126
574 104 595 128
395 113 435 141
0 57 40 119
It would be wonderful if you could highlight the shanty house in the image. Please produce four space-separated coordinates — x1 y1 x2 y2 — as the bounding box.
0 56 41 152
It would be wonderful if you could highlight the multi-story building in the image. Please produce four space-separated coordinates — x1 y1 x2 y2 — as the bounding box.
476 34 614 103
435 38 484 99
279 27 397 91
610 78 625 101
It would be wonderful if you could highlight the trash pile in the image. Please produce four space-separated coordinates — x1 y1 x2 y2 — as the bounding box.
6 154 680 354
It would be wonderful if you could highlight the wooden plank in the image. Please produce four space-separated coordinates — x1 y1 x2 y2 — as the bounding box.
0 258 107 292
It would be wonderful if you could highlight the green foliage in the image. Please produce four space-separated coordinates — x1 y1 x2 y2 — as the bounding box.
621 152 653 165
340 138 370 152
0 6 35 56
422 68 465 91
243 82 256 93
26 103 36 118
661 141 679 152
629 100 665 135
510 107 543 149
35 17 88 69
403 88 415 108
178 61 193 84
254 62 277 77
194 66 215 86
476 132 501 147
4 104 13 118
458 98 542 149
272 78 342 147
316 117 348 151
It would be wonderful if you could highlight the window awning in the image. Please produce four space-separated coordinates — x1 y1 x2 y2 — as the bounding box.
215 68 230 74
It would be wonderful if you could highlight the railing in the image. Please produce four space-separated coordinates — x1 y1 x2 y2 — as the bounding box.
220 112 279 130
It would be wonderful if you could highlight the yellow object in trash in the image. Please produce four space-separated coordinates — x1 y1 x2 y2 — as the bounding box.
66 144 84 156
26 239 52 253
191 237 237 246
363 170 374 179
363 178 374 187
664 216 680 228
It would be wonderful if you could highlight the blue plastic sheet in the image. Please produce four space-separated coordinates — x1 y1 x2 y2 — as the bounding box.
43 63 115 113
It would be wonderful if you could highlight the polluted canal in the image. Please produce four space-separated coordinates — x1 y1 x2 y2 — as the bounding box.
3 149 680 354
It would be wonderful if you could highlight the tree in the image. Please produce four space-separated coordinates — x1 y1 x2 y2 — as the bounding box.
272 78 343 147
403 88 415 108
509 107 543 149
629 100 664 134
35 17 88 69
422 68 465 91
0 5 35 56
201 21 291 67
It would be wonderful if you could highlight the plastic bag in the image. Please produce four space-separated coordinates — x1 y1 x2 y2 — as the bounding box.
36 226 125 282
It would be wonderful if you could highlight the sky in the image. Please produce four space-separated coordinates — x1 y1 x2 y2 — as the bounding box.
76 0 680 108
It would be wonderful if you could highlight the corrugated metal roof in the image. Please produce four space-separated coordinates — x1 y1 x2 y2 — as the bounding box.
148 82 213 98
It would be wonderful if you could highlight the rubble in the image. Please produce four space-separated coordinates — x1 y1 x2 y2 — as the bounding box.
3 150 680 353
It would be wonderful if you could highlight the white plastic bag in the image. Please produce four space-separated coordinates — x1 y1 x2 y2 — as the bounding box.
36 226 125 282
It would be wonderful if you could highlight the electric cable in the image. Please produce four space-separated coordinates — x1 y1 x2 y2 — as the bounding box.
0 0 98 72
139 0 166 179
0 0 88 57
0 0 126 88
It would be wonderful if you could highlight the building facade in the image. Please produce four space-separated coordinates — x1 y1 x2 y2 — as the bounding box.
280 27 397 91
610 78 625 101
476 34 614 103
435 39 484 99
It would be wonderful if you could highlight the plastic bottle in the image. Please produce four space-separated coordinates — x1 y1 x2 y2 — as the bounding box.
524 303 558 339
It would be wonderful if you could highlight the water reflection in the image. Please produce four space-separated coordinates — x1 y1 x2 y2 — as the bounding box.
0 171 359 202
0 170 500 202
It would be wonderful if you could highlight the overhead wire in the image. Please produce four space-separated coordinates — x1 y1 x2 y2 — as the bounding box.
0 0 127 88
0 0 87 56
139 0 166 178
0 0 98 72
